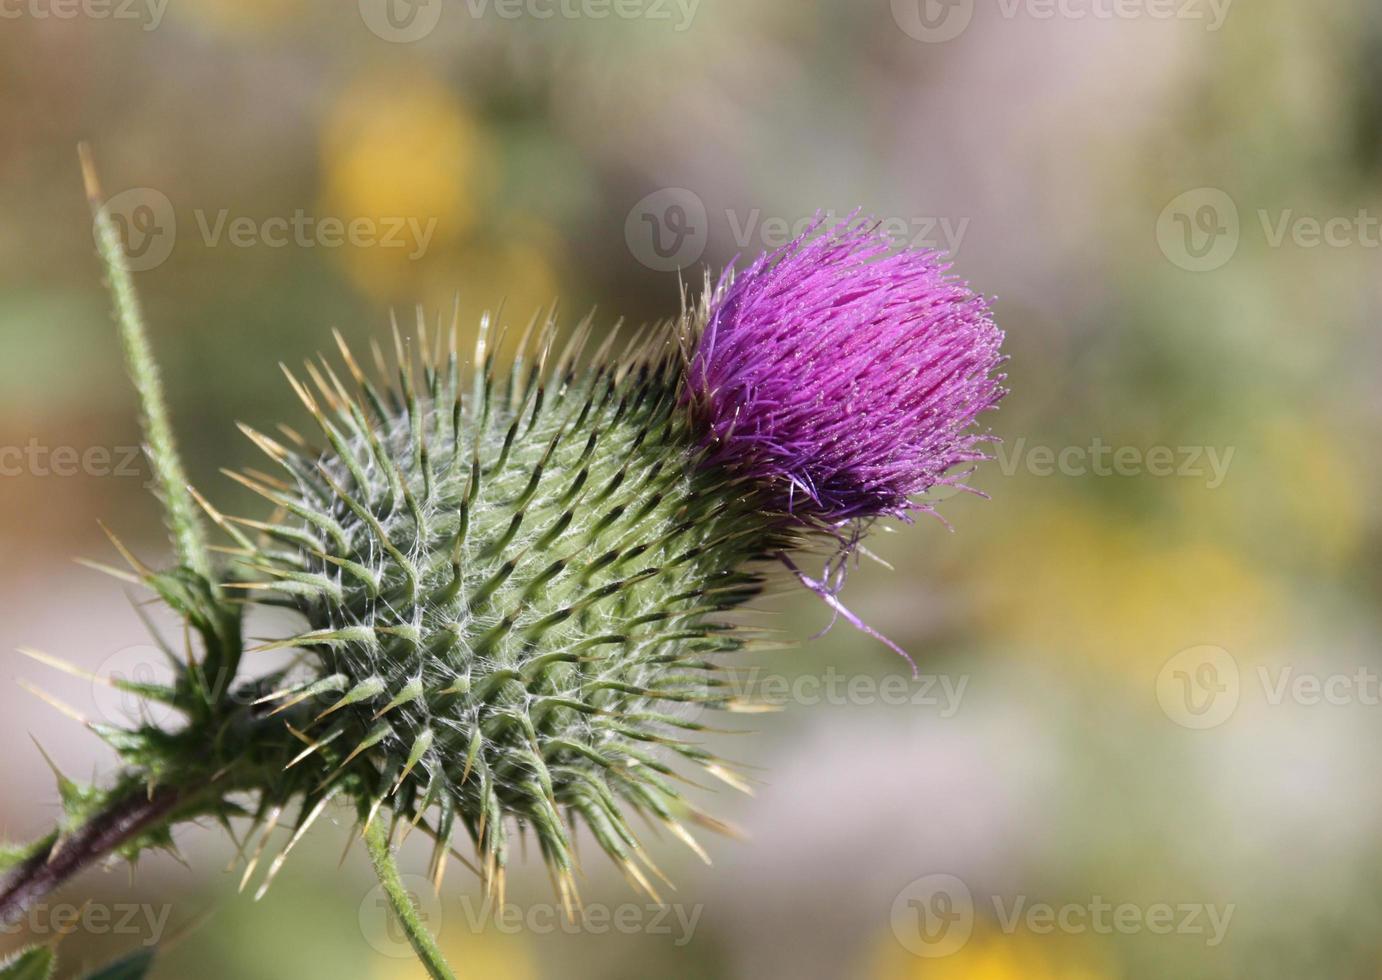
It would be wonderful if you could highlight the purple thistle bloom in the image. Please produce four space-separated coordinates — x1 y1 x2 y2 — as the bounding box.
688 216 1006 525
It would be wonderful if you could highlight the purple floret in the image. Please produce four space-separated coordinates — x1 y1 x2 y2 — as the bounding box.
688 216 1006 525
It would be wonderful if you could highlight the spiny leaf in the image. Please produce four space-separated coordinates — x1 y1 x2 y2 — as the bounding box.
0 947 55 980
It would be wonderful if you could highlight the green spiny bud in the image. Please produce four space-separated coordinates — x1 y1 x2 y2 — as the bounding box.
231 312 796 897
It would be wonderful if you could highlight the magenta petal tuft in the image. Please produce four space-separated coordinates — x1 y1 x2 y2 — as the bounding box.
688 215 1006 524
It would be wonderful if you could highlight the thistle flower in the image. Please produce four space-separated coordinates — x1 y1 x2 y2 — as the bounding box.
686 217 1005 524
4 176 1006 980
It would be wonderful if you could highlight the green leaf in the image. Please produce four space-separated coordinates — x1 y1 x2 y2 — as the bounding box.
78 950 156 980
56 776 107 830
81 144 212 584
0 946 56 980
1 842 32 873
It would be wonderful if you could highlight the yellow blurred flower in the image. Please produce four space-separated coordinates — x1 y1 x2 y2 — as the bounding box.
979 497 1282 669
321 71 496 302
870 928 1115 980
1171 413 1362 570
409 225 564 356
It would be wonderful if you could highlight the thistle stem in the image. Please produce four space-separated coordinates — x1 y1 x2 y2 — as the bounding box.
0 783 183 925
364 820 456 980
79 144 213 584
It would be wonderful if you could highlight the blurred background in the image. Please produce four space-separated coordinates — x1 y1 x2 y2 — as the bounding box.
2 0 1380 977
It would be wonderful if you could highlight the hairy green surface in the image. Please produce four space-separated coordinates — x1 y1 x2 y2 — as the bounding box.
233 317 798 897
